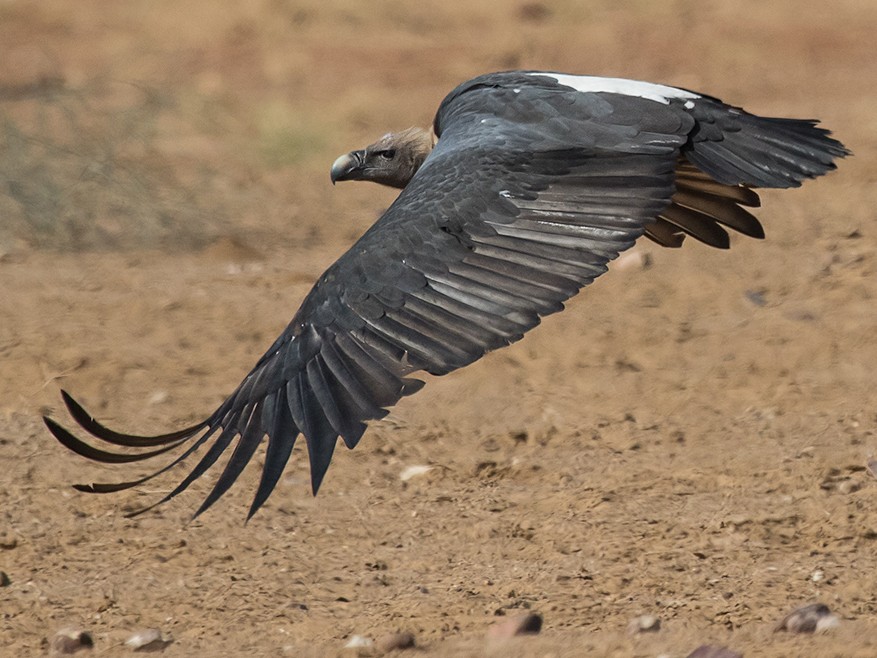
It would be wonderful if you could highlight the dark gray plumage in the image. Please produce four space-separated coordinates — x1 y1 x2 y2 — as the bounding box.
45 70 848 519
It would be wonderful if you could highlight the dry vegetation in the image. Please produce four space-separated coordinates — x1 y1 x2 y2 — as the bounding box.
1 0 876 656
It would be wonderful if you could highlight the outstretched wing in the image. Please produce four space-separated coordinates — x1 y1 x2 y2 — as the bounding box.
46 73 844 519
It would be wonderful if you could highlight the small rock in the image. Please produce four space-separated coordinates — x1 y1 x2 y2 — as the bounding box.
837 480 861 494
487 612 543 639
627 614 661 634
399 465 432 482
125 628 173 652
147 390 168 406
343 635 374 649
0 533 17 550
687 646 743 658
50 628 93 655
745 289 768 307
375 632 415 652
775 602 839 633
0 571 10 587
866 458 877 479
614 249 652 272
815 614 841 632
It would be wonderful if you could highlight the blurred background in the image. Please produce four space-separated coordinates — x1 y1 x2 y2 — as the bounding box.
1 0 871 252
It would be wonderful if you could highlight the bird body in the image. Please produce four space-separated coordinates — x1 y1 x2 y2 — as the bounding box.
46 71 848 519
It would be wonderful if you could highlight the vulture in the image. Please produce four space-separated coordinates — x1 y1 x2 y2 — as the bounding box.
45 71 848 520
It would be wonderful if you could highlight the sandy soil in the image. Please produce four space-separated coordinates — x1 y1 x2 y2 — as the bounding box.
2 1 876 655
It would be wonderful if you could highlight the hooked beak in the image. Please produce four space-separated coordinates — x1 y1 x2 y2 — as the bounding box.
330 150 366 184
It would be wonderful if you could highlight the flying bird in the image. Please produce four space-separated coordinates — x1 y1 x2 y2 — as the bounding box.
45 71 848 520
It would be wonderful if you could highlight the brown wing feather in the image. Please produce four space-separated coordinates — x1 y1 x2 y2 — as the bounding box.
644 159 765 248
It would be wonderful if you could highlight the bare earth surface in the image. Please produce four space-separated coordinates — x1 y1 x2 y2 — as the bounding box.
2 1 876 656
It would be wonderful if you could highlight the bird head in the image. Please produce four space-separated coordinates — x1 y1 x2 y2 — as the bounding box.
330 127 434 189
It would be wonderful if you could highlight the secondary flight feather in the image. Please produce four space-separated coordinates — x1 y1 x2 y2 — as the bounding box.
45 71 849 519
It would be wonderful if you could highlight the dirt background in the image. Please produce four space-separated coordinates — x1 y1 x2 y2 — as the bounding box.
2 0 876 656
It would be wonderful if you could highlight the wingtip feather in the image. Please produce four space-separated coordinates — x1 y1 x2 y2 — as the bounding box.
59 389 206 447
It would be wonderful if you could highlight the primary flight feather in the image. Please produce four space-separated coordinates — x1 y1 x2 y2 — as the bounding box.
45 71 848 519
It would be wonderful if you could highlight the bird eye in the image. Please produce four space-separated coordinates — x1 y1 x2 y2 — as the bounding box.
377 149 396 160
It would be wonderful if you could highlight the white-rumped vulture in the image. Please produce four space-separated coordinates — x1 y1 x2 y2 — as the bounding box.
45 71 849 519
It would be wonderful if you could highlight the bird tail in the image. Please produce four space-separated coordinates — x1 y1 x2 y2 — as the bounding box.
683 103 850 189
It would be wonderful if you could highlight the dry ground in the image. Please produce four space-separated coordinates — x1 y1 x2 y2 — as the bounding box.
1 1 876 656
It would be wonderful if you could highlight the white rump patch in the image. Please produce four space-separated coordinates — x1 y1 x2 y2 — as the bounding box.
531 73 699 105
